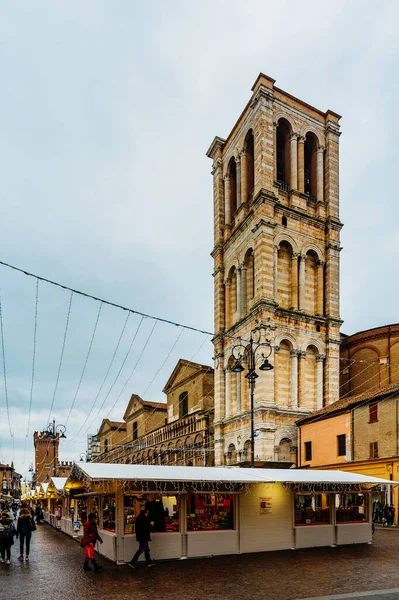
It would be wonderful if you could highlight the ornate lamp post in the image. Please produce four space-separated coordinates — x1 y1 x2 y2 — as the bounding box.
230 335 273 468
44 419 66 476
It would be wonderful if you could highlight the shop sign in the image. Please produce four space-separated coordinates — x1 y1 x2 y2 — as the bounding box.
260 497 272 514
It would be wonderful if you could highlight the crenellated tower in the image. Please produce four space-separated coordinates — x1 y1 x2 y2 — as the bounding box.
207 73 342 467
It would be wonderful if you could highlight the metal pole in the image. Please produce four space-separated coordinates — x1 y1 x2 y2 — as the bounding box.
53 437 56 476
250 378 255 468
249 337 255 468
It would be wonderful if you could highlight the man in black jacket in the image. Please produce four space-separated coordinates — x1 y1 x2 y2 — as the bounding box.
129 510 156 568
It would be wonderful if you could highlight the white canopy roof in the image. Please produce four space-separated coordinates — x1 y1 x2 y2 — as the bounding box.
40 483 49 494
66 462 398 487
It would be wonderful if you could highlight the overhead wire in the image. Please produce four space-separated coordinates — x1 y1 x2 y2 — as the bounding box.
67 311 132 443
80 316 148 438
141 327 184 398
83 318 157 437
0 259 212 336
47 290 74 424
1 258 399 470
0 292 13 444
64 302 103 426
23 278 40 462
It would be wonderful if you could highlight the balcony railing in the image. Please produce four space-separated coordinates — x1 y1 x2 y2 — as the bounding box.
306 193 316 205
275 180 289 194
94 412 210 463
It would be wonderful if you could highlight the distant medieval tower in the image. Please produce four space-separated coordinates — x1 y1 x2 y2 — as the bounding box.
206 74 342 466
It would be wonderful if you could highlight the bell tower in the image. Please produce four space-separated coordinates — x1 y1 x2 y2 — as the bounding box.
207 73 342 467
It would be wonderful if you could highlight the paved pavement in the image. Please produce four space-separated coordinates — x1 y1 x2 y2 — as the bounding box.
2 524 399 600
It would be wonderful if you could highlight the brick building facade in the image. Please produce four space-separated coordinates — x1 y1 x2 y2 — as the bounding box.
93 360 214 466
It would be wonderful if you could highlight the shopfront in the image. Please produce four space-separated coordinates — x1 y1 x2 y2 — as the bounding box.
63 463 397 564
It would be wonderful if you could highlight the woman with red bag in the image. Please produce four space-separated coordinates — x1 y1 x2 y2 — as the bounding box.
80 513 103 571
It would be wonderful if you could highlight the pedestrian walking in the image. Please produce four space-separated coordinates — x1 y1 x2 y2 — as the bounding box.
0 509 16 564
129 509 156 569
80 513 103 572
16 507 35 561
35 504 44 524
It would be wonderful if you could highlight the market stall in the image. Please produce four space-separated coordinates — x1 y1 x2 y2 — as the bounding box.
47 477 68 531
64 463 397 564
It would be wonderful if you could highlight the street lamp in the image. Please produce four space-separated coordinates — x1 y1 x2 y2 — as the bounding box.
79 452 91 463
230 335 273 468
44 419 67 476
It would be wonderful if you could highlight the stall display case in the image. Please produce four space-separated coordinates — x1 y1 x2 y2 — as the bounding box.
335 493 367 523
294 493 330 525
101 495 116 532
186 494 234 531
123 494 179 534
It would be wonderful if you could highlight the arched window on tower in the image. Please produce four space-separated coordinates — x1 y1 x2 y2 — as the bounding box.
179 391 189 419
227 157 238 217
229 267 238 321
278 438 293 463
276 119 291 191
301 345 318 410
277 242 293 309
304 133 318 201
275 340 293 407
244 129 255 200
244 248 255 313
305 250 318 315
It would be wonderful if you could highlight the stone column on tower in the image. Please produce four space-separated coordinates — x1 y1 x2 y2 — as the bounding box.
317 260 325 315
236 157 241 207
291 253 299 309
274 245 279 303
297 136 305 193
298 351 307 407
224 279 231 330
235 371 241 414
299 255 307 310
240 265 247 318
317 146 325 203
225 368 231 417
240 151 248 204
316 354 325 410
290 349 299 408
224 176 231 225
290 133 298 190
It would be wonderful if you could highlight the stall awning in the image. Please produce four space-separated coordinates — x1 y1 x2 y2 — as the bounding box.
65 462 399 487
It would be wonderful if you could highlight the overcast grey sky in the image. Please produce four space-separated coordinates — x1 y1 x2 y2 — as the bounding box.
0 0 398 478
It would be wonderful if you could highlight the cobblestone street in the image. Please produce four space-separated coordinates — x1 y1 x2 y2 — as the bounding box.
2 524 399 600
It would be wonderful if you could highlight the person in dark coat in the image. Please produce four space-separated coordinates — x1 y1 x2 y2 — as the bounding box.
0 510 16 564
129 509 156 568
35 504 44 524
16 507 34 561
81 513 103 571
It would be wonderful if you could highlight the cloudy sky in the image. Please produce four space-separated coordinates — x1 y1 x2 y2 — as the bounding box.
0 0 398 478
